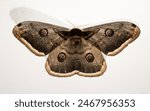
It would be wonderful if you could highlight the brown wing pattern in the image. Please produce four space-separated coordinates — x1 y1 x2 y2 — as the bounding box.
83 22 140 56
13 21 140 77
45 45 106 77
13 21 69 56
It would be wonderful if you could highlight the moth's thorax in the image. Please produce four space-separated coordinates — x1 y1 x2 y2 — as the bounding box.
69 28 82 36
60 37 91 54
59 29 93 54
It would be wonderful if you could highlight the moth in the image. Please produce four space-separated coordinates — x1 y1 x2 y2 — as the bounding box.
13 21 140 77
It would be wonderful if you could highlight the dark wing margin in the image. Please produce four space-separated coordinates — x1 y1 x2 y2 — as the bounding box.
83 21 140 56
13 21 69 56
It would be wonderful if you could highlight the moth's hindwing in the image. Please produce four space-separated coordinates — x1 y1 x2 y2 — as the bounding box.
45 45 106 77
13 21 69 56
83 21 140 56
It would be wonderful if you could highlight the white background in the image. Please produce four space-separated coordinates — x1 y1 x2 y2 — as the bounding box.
0 0 150 93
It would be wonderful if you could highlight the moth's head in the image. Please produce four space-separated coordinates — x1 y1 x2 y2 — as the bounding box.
69 28 82 36
13 21 49 39
58 28 94 39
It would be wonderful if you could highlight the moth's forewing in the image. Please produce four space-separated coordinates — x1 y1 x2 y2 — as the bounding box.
13 21 69 56
83 22 140 56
